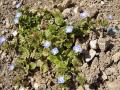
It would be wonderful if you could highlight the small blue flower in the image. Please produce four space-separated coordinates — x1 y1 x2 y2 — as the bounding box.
80 11 89 19
15 12 22 18
14 17 19 24
57 76 65 84
43 41 51 48
51 48 59 55
65 26 73 33
8 64 15 71
73 45 82 53
108 15 113 20
0 36 6 46
16 2 21 8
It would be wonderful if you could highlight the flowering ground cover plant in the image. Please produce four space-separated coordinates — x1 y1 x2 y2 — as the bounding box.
1 7 108 88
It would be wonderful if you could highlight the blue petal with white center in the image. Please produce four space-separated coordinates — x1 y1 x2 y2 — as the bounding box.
43 41 51 48
73 45 82 53
8 64 15 71
15 12 22 18
65 26 73 33
80 11 89 19
0 36 6 46
51 48 59 55
57 76 65 84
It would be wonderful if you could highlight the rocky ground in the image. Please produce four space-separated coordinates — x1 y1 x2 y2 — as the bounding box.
0 0 120 90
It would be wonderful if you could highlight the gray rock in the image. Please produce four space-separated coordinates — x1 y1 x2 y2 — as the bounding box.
85 49 96 62
112 52 120 63
102 72 107 80
62 8 71 18
89 39 98 49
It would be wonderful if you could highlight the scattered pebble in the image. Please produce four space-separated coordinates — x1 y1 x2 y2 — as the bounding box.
101 1 105 5
12 31 18 37
43 41 51 48
62 8 71 18
51 48 59 55
112 51 120 63
98 38 110 52
85 49 96 62
65 25 73 33
33 83 39 90
77 86 84 90
102 72 107 80
74 6 79 14
8 64 15 71
80 11 89 19
19 86 25 90
57 76 65 84
5 18 10 28
84 84 91 90
0 36 6 46
89 39 98 49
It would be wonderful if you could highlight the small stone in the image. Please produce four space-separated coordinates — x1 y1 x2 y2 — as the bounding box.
102 72 107 80
62 8 71 18
19 86 25 90
12 31 18 37
33 83 39 90
98 38 110 52
61 0 72 9
85 49 96 62
101 1 105 5
16 2 22 8
74 6 79 14
112 52 120 63
89 39 98 49
84 84 91 90
77 86 84 90
5 18 10 28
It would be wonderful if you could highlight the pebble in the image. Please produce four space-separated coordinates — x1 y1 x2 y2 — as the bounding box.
5 18 10 28
74 6 79 14
12 31 18 37
101 1 105 5
85 49 96 62
19 86 25 90
77 86 84 90
33 83 39 90
102 72 107 80
89 39 98 49
112 52 120 63
62 8 71 18
98 38 109 52
84 84 91 90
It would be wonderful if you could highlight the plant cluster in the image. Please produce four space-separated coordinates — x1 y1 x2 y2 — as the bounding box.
1 7 108 87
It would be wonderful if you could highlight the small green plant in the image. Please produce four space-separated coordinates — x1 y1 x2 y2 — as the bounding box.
9 7 103 87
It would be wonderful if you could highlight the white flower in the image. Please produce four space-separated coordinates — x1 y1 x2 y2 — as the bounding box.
8 64 15 71
14 17 19 24
12 31 18 36
43 41 51 48
108 15 113 20
65 25 73 33
57 76 65 84
51 48 59 55
80 11 89 19
15 12 22 18
0 36 6 46
73 45 82 53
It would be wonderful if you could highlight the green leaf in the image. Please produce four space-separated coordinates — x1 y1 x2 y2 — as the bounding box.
29 62 36 70
76 75 86 86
